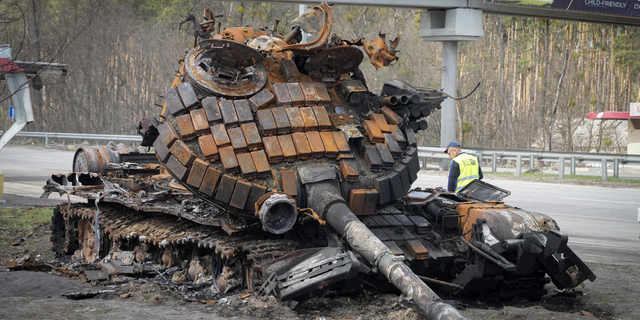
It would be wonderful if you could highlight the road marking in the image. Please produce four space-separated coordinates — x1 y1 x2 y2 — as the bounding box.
562 197 640 205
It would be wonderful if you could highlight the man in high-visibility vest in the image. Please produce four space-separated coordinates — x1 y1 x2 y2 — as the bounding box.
444 141 483 192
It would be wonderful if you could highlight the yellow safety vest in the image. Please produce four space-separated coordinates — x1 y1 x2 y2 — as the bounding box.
451 153 480 192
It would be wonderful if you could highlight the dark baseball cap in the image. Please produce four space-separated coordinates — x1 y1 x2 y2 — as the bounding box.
443 141 461 153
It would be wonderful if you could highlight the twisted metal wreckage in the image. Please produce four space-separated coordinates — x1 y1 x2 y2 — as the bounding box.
33 3 594 320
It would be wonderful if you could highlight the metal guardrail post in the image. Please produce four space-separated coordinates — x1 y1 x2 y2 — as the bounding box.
516 155 521 176
45 133 49 147
477 152 483 169
491 153 497 172
602 159 607 181
529 154 534 170
422 157 427 169
614 158 619 178
558 156 564 179
570 156 576 176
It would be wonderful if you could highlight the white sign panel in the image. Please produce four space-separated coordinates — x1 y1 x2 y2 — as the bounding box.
632 103 640 117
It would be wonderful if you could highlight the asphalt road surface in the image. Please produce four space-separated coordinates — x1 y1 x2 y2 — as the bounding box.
1 145 639 266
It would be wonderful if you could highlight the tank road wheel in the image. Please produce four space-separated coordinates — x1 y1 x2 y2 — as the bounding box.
75 219 97 261
211 253 244 293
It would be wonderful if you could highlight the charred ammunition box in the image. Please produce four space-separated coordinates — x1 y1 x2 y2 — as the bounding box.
234 99 253 124
349 189 366 215
271 107 291 134
387 171 404 200
244 183 267 212
287 83 306 107
200 166 223 197
371 113 391 133
340 159 359 181
230 179 252 209
395 164 411 193
215 174 237 204
227 127 248 153
313 106 332 131
248 89 275 112
157 122 179 148
384 134 402 159
384 241 403 255
278 135 298 162
153 137 171 162
363 190 379 215
202 97 222 123
332 131 351 154
394 214 416 228
305 131 325 158
291 132 311 159
405 239 429 259
363 120 385 144
219 146 239 174
166 155 189 180
404 127 417 147
163 87 185 116
190 109 210 135
408 216 431 233
313 82 331 104
285 107 305 132
381 215 403 227
186 158 209 188
219 100 239 127
262 136 283 163
300 82 321 106
376 144 395 168
272 83 292 107
374 176 391 205
210 123 231 147
256 109 277 135
381 106 402 125
299 107 319 131
175 114 197 140
177 82 199 109
371 229 391 242
236 153 257 179
363 146 383 171
280 169 298 197
170 140 195 167
319 131 339 157
389 125 407 148
241 123 262 151
250 150 271 178
280 59 302 83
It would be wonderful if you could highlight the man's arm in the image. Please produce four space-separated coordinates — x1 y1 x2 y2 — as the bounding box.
447 161 459 192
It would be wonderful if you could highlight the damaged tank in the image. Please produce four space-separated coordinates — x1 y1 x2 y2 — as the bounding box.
42 3 595 320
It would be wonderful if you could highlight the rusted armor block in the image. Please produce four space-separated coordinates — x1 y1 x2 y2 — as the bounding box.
381 106 402 126
278 135 298 162
153 136 171 162
374 176 391 205
272 83 292 107
389 125 407 148
210 123 231 147
299 107 318 131
280 59 302 83
236 153 257 179
405 239 429 259
363 120 385 144
250 150 271 178
408 216 431 233
241 122 262 151
313 82 331 103
404 127 417 147
262 136 283 163
186 158 209 188
332 131 351 154
376 144 395 168
305 131 325 158
395 164 411 193
256 109 277 135
286 107 305 132
319 131 339 158
244 183 267 213
300 82 321 106
339 159 359 182
215 174 237 204
291 132 311 159
190 109 209 135
200 166 222 197
363 190 379 215
170 140 195 167
234 99 253 124
248 89 275 112
177 82 199 109
363 146 383 171
227 127 248 153
387 171 404 201
219 146 239 174
230 179 252 209
198 134 219 161
384 133 402 159
280 169 298 197
163 87 185 116
287 83 306 107
175 114 197 140
271 107 291 134
349 189 366 215
313 106 332 131
219 100 239 127
202 97 222 123
371 113 391 133
402 155 418 182
166 155 189 180
157 122 179 148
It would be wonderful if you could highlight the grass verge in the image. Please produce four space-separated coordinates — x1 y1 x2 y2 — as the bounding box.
0 208 53 235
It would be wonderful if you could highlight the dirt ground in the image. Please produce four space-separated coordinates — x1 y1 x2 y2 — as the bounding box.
1 199 639 320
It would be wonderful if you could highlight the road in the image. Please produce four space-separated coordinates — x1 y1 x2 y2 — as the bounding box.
1 145 639 266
